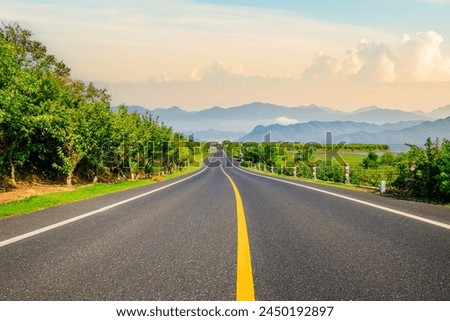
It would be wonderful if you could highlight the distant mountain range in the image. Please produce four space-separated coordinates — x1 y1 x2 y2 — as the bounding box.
240 117 450 145
337 117 450 145
111 102 450 144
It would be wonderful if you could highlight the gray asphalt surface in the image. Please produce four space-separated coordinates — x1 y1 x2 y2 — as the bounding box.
0 150 449 300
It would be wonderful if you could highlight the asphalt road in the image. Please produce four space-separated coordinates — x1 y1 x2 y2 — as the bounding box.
0 150 449 300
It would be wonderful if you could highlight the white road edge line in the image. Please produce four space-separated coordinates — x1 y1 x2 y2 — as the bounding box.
227 155 450 231
0 166 208 249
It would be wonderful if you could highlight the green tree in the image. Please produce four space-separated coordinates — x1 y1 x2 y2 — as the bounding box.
50 80 111 186
393 138 449 202
380 151 395 165
436 139 450 197
362 150 379 169
0 23 71 185
0 38 36 185
1 22 188 188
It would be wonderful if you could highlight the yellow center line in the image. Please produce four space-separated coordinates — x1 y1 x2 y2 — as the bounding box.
220 165 255 301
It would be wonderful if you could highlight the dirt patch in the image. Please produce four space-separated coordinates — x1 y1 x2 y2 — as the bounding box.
0 182 73 204
152 175 166 182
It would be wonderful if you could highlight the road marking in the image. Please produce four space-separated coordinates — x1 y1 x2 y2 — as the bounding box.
220 165 255 301
0 166 209 249
233 165 450 231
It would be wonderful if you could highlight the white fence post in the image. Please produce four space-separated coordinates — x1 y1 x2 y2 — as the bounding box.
344 163 350 185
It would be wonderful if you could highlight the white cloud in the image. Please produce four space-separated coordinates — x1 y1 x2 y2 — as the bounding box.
301 53 342 82
276 116 299 125
396 31 450 82
352 41 395 82
148 75 170 84
302 31 450 83
189 60 247 82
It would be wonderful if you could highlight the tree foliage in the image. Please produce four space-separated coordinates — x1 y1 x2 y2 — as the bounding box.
393 138 450 202
0 23 195 188
362 150 379 169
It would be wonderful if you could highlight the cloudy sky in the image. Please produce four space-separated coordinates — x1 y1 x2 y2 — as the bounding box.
2 0 450 111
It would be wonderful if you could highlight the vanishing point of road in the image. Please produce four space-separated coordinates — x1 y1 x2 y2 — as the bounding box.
1 149 449 300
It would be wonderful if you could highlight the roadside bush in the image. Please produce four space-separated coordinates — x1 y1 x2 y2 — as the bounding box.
362 151 379 169
317 165 344 183
392 138 450 203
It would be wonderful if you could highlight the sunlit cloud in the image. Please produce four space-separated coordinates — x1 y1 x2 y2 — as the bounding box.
189 60 246 82
276 116 299 125
396 31 450 82
302 31 450 83
148 75 171 84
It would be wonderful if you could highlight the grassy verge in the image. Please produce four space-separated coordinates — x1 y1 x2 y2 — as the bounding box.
0 165 202 219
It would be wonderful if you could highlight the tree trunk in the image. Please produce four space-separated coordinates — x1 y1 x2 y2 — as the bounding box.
65 148 82 187
129 157 136 181
66 170 73 186
9 158 17 187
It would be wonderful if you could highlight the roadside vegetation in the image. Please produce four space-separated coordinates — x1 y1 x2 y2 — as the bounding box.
0 23 207 197
0 164 203 218
225 139 450 204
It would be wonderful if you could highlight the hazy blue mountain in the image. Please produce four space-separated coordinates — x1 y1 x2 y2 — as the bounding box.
240 118 449 145
427 105 450 119
336 117 450 145
111 103 448 140
149 102 320 132
152 106 187 119
149 103 437 131
239 120 425 143
347 106 429 123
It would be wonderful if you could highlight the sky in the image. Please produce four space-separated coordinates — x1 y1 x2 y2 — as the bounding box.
2 0 450 111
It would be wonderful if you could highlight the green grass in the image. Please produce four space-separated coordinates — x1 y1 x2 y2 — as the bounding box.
0 165 202 219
